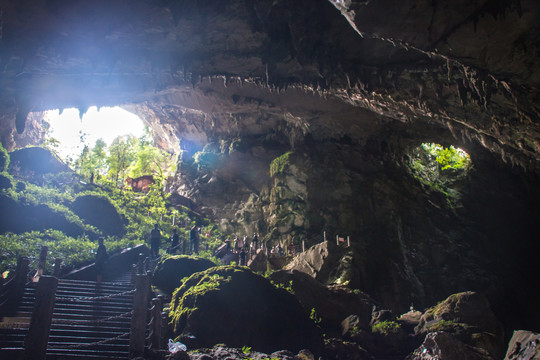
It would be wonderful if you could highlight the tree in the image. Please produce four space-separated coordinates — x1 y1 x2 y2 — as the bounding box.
89 139 108 178
107 136 137 187
129 145 176 182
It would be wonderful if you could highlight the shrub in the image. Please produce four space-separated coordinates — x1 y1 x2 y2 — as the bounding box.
0 142 9 172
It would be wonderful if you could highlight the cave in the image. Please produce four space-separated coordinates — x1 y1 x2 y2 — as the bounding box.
1 0 539 348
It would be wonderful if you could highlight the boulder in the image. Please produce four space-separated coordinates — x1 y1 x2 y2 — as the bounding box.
9 147 70 175
415 291 505 359
0 194 98 237
504 330 540 360
152 255 216 295
186 345 310 360
284 241 348 284
169 266 324 355
248 249 268 273
407 332 495 360
269 269 373 336
71 194 125 237
323 338 373 360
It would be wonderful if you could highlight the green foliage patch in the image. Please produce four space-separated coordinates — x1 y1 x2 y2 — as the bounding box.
269 152 292 177
409 143 471 208
371 320 401 335
1 160 224 274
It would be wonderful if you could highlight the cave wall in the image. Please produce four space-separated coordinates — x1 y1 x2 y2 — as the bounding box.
1 0 539 333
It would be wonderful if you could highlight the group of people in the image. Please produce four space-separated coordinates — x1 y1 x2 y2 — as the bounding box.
150 223 201 258
222 233 260 265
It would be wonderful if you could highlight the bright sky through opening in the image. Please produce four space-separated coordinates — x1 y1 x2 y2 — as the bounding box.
44 106 145 161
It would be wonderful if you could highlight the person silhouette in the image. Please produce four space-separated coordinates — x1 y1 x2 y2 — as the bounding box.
95 238 107 283
150 224 161 258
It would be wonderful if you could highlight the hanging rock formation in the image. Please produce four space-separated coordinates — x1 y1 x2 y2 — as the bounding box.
0 0 539 343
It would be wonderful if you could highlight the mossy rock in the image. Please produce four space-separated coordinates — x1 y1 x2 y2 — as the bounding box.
152 255 215 295
9 147 70 175
169 265 324 355
71 194 125 236
0 174 13 190
415 291 505 359
0 194 97 237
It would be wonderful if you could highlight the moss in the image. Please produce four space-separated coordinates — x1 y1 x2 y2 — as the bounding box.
169 265 241 333
371 320 401 335
270 152 293 177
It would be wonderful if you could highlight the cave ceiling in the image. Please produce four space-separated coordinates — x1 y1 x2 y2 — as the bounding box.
0 0 539 172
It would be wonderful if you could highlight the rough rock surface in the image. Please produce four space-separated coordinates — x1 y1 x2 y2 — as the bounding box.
168 266 323 355
1 0 540 340
152 255 215 295
504 330 540 360
284 241 347 284
408 332 495 360
183 346 313 360
269 269 373 336
415 291 505 359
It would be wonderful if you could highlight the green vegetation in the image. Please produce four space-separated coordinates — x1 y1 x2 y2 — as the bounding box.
241 345 252 354
0 140 223 274
371 320 401 335
269 151 293 177
310 308 322 325
0 142 9 172
170 266 240 333
73 130 176 188
427 319 463 332
409 143 471 207
270 279 295 295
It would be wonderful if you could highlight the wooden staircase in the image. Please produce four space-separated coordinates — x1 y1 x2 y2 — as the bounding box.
0 276 136 359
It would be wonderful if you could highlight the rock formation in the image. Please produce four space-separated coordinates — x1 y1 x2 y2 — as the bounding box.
1 0 539 345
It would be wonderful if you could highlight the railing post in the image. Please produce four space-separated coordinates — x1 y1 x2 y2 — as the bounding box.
129 271 151 358
150 297 163 349
137 253 145 274
33 246 48 281
24 276 58 360
1 257 30 316
52 258 62 277
131 264 137 284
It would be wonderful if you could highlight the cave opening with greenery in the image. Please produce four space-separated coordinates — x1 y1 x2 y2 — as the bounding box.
1 1 540 358
0 109 224 274
408 143 472 206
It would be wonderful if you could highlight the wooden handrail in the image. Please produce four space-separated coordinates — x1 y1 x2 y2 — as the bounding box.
24 276 59 360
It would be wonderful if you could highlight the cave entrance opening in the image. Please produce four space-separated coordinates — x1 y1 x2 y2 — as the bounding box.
42 106 145 164
409 142 472 205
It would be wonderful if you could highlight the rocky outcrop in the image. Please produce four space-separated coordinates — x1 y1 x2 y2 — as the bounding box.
408 332 495 360
152 255 216 295
1 0 540 343
269 269 373 336
284 241 346 283
183 346 316 360
504 330 540 360
415 291 505 360
8 147 70 176
168 266 324 355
